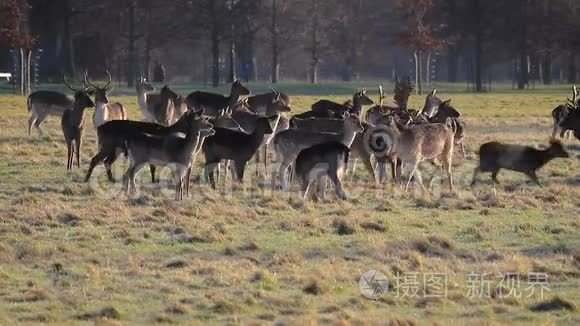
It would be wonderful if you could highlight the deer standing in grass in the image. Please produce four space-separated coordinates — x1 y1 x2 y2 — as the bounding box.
551 86 578 139
273 113 364 189
84 71 127 128
396 118 457 192
124 110 212 200
311 89 374 116
61 76 95 170
26 78 82 136
185 80 251 117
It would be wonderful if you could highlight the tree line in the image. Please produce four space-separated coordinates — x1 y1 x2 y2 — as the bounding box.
1 0 580 92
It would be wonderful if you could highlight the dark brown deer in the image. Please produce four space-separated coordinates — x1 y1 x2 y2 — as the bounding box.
551 86 578 139
124 110 213 200
471 139 569 187
84 108 242 183
295 142 351 201
84 70 127 128
184 79 251 117
311 89 374 117
203 115 279 189
60 76 95 170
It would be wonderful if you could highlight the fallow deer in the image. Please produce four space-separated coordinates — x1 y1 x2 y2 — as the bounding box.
471 139 569 187
295 142 350 201
311 89 374 116
551 86 578 139
396 119 457 192
203 115 279 189
84 106 243 183
273 113 364 189
26 76 84 136
185 79 251 117
60 76 95 170
124 110 212 200
84 70 127 128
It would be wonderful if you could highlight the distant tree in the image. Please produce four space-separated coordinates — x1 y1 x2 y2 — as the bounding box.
396 0 446 94
0 0 35 95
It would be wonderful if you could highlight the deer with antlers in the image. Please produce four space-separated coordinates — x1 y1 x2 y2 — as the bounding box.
84 71 127 129
551 86 578 139
60 76 95 170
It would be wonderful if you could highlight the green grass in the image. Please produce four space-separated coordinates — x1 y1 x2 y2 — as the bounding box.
0 88 578 324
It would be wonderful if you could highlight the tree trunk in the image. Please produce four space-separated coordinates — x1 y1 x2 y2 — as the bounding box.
210 1 220 87
144 8 152 80
19 48 25 95
271 0 279 83
63 0 75 76
310 60 318 84
447 51 458 83
414 50 422 95
425 52 432 87
474 31 483 92
567 53 576 84
228 38 236 83
126 0 137 87
26 49 32 95
541 53 552 85
309 1 319 84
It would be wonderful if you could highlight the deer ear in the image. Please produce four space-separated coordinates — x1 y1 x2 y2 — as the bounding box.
431 89 437 96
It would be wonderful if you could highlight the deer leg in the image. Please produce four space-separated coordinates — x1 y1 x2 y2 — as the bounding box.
263 143 268 175
350 158 358 177
491 170 500 184
66 141 73 170
234 160 246 184
442 155 453 192
460 141 466 160
34 113 47 136
255 148 261 177
150 165 157 183
301 180 311 201
75 135 82 168
470 167 481 187
316 176 326 201
329 171 346 200
85 151 107 182
277 161 291 190
363 156 377 184
104 154 117 182
185 166 191 197
28 114 36 136
527 170 542 187
405 161 419 192
204 161 219 190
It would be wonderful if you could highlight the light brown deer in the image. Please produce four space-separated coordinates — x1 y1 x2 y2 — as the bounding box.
84 71 127 128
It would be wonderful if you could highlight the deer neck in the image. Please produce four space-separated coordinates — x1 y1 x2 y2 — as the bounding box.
93 101 107 125
72 106 88 128
137 89 149 112
341 124 359 147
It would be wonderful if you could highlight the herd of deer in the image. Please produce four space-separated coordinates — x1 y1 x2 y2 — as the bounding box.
25 74 580 201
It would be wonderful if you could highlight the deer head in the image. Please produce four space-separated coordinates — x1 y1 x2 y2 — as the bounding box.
63 75 95 108
84 70 112 104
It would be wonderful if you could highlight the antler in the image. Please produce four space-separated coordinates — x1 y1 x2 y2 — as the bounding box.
63 75 78 92
104 70 112 89
84 70 98 90
378 85 384 106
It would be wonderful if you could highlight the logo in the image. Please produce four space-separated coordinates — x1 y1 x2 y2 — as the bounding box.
359 270 389 299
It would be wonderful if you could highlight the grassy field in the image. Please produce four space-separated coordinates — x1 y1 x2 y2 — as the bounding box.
0 88 579 325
